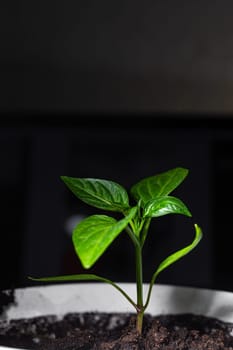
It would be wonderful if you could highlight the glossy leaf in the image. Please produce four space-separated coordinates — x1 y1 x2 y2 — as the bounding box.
72 206 137 268
61 176 129 212
29 274 108 283
144 224 202 309
131 168 189 205
143 196 192 218
154 224 202 276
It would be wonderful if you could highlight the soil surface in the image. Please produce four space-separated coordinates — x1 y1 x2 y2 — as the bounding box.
0 311 233 350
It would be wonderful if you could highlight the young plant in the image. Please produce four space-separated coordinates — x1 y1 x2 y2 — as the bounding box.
30 167 202 335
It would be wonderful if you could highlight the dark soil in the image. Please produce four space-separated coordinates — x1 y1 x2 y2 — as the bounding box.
0 311 232 350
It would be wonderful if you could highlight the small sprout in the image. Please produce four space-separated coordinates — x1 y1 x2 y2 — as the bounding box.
29 167 202 335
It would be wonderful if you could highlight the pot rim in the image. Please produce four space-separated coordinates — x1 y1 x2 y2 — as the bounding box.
1 283 233 350
3 282 233 320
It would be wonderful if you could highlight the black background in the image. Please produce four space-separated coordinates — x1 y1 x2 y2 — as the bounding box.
1 1 233 292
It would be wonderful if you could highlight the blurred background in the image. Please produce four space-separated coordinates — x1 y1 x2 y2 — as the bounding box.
1 1 233 293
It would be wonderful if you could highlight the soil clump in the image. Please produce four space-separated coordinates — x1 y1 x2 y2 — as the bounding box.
0 312 232 349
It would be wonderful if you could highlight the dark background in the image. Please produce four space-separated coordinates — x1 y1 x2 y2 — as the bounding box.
1 1 233 293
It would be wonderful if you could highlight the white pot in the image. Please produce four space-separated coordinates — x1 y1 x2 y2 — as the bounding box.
1 283 233 350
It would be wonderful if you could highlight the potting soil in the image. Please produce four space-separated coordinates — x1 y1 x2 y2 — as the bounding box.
0 312 232 349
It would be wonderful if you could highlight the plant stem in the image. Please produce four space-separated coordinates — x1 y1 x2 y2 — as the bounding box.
140 218 151 247
135 243 144 334
126 225 145 334
135 244 143 307
136 309 144 334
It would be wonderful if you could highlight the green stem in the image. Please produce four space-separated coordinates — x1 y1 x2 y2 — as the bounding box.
140 218 151 247
125 225 145 334
135 243 144 334
125 226 140 247
125 226 143 310
136 309 144 335
135 244 143 308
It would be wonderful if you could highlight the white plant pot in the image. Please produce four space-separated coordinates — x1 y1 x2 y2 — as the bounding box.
1 283 233 350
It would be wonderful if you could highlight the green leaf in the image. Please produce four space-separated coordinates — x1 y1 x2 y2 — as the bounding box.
143 196 192 218
131 168 189 205
144 224 203 309
28 274 137 309
154 224 202 276
72 206 137 268
29 274 109 283
61 176 129 212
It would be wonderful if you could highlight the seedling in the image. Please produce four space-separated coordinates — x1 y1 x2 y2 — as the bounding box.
30 167 202 334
